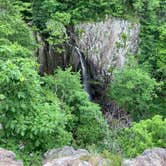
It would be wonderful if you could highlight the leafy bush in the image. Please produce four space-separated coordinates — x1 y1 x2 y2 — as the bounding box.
108 62 159 119
0 6 35 51
0 42 33 59
0 59 71 151
102 150 122 166
45 12 71 47
32 0 123 27
0 0 35 60
118 115 166 157
0 137 42 165
43 68 109 147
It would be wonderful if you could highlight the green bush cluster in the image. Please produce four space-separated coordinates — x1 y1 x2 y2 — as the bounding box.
108 59 160 119
118 115 166 157
42 68 109 147
0 58 72 151
0 60 108 151
107 0 165 119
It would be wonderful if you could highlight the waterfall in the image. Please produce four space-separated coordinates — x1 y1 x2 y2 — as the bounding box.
75 47 91 98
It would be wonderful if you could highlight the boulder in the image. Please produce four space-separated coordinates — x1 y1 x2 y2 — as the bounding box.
43 146 89 161
122 148 166 166
0 148 23 166
43 156 91 166
42 146 111 166
43 146 90 166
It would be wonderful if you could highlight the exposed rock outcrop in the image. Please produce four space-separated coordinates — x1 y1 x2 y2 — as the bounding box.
42 146 111 166
35 18 140 99
73 17 140 82
36 34 57 75
0 148 23 166
122 148 166 166
36 33 67 75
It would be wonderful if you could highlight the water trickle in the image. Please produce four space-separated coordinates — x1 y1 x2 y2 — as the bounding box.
75 47 91 99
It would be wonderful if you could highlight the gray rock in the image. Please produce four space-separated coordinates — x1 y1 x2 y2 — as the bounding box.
0 148 23 166
0 124 3 130
36 33 58 75
43 146 90 166
97 158 111 166
42 146 111 166
43 156 92 166
73 17 140 82
43 146 89 161
122 148 166 166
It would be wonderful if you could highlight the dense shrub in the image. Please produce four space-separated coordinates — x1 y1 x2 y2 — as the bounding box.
118 115 166 157
32 0 124 28
108 62 159 119
0 0 35 60
0 41 33 59
0 3 35 51
0 59 71 151
42 68 109 147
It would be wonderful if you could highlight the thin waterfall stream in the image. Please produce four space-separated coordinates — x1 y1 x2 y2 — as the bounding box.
75 47 91 99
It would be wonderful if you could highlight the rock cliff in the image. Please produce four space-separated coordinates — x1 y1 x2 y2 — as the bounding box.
73 17 140 82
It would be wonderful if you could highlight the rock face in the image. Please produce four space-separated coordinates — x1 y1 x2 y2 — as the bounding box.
36 33 67 75
36 34 57 75
74 17 140 82
122 148 166 166
36 17 139 83
42 146 111 166
0 148 23 166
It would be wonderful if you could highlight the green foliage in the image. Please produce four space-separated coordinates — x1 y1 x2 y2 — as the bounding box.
0 0 36 59
0 3 72 153
118 115 166 157
45 12 71 48
15 1 32 22
108 59 159 119
32 0 119 27
136 0 166 115
0 42 32 59
43 68 109 147
102 150 122 166
132 0 160 15
0 11 35 50
0 137 42 165
32 0 128 47
0 59 71 151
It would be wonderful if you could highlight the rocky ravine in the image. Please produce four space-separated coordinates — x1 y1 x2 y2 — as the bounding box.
36 17 140 100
